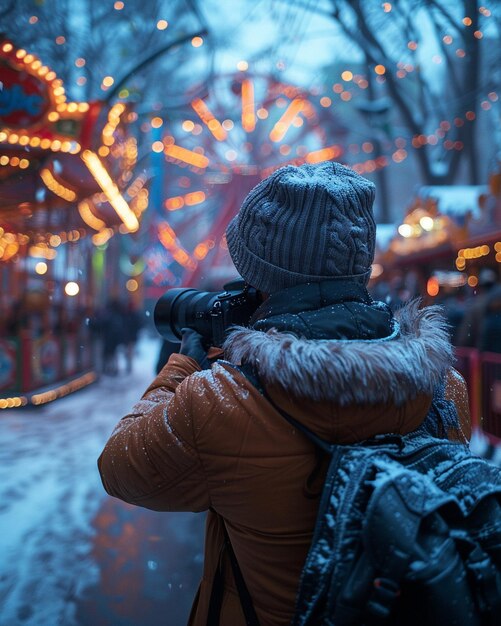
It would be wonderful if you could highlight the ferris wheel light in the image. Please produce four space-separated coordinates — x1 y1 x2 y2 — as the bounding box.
164 143 209 168
237 60 249 71
241 79 256 132
305 145 342 164
81 150 139 232
192 98 227 141
269 97 305 142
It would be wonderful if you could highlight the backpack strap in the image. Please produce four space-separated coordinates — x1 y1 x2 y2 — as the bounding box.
236 362 335 454
207 508 260 626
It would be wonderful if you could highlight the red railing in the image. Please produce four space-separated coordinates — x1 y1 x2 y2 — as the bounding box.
454 347 501 440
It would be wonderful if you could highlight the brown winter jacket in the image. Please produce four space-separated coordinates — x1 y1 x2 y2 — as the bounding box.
98 293 471 626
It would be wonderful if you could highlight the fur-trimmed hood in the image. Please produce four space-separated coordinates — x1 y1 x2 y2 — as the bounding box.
224 300 453 407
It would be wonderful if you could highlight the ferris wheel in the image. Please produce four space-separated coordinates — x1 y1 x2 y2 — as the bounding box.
147 71 348 289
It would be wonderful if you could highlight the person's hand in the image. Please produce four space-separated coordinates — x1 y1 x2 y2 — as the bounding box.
179 328 210 369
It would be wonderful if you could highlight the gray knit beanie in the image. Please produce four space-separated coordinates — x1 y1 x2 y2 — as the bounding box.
225 161 376 293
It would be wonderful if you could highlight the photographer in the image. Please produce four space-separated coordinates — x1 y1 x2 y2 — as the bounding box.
98 162 471 626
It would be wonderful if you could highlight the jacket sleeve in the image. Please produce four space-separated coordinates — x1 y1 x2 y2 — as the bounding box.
97 353 211 512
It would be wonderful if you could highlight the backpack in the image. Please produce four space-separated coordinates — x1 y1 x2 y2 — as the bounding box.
271 394 501 625
226 366 501 626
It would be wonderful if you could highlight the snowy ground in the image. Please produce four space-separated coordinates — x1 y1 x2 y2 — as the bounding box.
0 335 205 626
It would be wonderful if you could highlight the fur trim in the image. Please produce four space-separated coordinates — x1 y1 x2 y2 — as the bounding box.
223 300 453 406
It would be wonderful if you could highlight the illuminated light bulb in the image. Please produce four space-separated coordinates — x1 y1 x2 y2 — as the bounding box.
398 224 413 238
102 76 114 87
98 146 110 157
225 149 237 161
50 140 62 151
420 216 434 231
16 49 27 59
29 136 41 147
320 97 331 107
126 279 138 292
151 117 163 128
18 135 29 145
191 36 203 47
340 91 352 101
256 108 268 119
407 41 418 50
443 35 453 44
222 119 234 131
462 16 472 26
45 71 56 81
35 261 48 275
23 54 34 64
66 102 78 112
114 1 124 8
19 159 29 169
47 111 59 122
341 71 353 81
152 141 164 153
0 155 8 165
374 64 386 75
237 60 248 71
157 19 168 30
10 157 20 166
78 102 89 112
2 43 13 52
427 277 440 297
467 275 478 287
65 281 79 296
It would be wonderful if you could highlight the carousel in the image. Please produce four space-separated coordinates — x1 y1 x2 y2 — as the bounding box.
0 37 147 408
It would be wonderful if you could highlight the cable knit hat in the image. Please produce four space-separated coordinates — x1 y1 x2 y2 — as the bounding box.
225 161 376 293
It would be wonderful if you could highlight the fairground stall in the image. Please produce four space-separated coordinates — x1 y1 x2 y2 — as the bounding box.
0 37 148 409
374 166 501 440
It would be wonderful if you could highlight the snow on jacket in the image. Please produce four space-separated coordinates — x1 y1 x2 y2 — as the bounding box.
98 281 471 626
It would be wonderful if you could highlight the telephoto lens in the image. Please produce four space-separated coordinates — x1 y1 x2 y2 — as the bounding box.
154 280 260 347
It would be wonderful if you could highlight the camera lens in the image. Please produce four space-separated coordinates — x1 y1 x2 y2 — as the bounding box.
154 288 219 342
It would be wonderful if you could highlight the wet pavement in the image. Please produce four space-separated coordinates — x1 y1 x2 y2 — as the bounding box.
0 336 205 626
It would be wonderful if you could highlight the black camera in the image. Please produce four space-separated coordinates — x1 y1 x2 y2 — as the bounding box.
154 279 261 348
